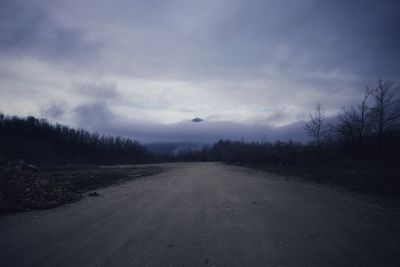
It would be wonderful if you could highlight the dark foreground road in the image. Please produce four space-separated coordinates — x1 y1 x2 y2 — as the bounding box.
1 162 400 266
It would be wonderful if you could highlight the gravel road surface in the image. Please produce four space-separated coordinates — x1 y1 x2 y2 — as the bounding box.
1 162 400 266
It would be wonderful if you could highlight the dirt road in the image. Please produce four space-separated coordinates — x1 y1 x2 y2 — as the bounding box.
1 162 400 266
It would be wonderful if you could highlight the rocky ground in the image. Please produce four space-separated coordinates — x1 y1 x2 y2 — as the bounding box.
0 164 164 214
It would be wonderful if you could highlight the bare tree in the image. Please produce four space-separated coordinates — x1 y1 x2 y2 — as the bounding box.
335 87 373 150
305 104 326 158
370 79 400 150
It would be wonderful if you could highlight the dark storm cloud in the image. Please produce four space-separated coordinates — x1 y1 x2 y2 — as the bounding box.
1 0 398 79
42 103 66 120
73 102 117 130
211 0 400 80
307 0 400 77
0 0 100 64
74 82 119 100
262 110 290 125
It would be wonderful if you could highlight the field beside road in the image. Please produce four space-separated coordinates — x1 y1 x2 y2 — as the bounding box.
1 162 400 266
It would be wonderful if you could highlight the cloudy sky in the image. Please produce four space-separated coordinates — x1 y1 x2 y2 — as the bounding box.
0 0 399 142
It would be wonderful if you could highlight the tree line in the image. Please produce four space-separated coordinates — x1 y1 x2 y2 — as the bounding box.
0 115 153 165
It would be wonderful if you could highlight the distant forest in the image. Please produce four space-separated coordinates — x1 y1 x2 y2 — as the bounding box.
0 115 153 165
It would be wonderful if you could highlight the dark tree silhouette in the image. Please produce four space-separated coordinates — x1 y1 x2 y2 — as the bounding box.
305 104 326 159
370 79 400 151
335 87 373 155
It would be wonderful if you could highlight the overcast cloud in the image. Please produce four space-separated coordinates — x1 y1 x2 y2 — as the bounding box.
0 0 399 142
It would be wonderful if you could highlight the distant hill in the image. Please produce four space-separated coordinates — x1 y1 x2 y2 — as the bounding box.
131 120 311 144
141 120 310 154
145 142 206 155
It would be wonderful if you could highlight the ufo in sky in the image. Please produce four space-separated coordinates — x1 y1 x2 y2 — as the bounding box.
191 118 203 123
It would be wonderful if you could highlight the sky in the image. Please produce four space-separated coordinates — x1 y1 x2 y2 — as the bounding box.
0 0 399 142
